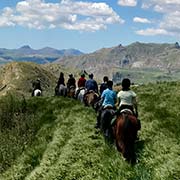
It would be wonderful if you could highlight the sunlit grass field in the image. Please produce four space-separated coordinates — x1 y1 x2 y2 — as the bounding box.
0 81 180 180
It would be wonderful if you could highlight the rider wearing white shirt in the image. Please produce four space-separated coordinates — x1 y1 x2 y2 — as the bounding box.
117 78 138 117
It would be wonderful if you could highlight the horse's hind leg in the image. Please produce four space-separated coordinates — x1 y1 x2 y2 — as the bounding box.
123 143 136 164
63 89 67 97
115 138 124 153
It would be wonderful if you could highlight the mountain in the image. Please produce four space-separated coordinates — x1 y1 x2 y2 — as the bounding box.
0 45 84 64
55 42 180 83
1 42 180 84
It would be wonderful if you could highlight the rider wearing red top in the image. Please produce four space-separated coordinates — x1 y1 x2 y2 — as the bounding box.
75 74 86 99
78 74 86 88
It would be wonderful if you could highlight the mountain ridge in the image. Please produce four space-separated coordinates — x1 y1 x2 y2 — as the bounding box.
0 45 84 64
55 42 180 82
0 42 180 83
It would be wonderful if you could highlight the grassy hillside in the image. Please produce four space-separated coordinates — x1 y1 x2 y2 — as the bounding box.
112 68 180 84
0 62 85 97
0 81 180 179
0 62 57 97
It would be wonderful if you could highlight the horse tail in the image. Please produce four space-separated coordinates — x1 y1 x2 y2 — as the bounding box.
122 114 137 163
114 114 124 152
123 114 132 137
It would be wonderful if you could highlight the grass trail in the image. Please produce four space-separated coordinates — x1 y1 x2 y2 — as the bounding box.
0 82 180 179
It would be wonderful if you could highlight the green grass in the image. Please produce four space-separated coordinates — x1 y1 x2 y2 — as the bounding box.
0 81 180 179
113 68 180 84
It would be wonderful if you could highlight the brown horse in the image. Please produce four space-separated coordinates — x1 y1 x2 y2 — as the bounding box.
83 90 100 108
113 110 140 163
67 86 76 98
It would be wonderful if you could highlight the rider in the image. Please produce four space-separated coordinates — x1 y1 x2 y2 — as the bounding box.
57 72 65 86
85 73 98 93
101 80 117 109
67 74 76 92
100 76 109 95
75 73 86 98
55 72 65 95
117 78 141 138
117 78 138 117
95 80 117 129
78 74 86 88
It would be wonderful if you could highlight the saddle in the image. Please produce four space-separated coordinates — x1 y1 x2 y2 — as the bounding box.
69 85 75 90
111 109 134 126
79 87 85 90
103 105 114 110
120 109 133 115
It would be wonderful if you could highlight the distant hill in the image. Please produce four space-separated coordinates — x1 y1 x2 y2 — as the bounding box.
0 62 58 96
0 45 83 64
55 42 180 83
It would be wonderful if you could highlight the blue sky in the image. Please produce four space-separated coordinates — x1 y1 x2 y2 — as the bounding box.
0 0 180 53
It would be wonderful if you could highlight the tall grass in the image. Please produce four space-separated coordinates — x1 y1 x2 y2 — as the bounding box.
0 82 180 180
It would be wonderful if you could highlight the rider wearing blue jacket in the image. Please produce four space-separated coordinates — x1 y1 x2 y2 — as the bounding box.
95 80 116 129
101 80 117 108
85 73 98 93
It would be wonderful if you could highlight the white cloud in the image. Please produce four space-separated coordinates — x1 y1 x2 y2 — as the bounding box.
0 0 124 31
160 11 180 34
137 0 180 36
142 0 180 14
118 0 137 7
136 28 169 36
133 17 151 23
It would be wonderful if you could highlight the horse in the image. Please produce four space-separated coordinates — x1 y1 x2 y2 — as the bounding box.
55 84 67 97
67 85 76 98
100 106 116 141
75 87 86 103
113 109 140 163
32 89 42 96
83 90 100 108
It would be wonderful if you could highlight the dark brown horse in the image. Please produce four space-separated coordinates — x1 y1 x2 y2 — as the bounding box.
113 110 140 163
100 107 115 140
